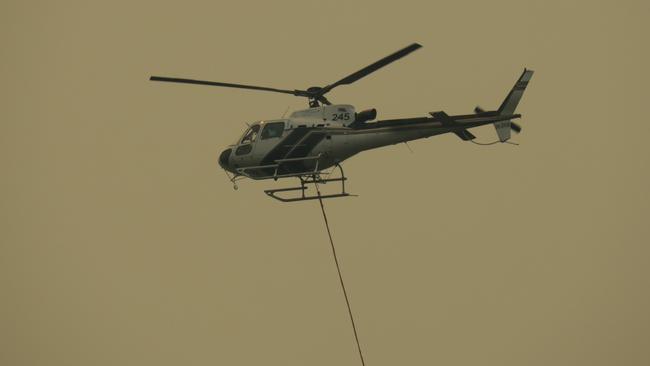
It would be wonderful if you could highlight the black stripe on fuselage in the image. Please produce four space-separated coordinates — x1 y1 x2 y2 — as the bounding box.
281 131 327 174
285 132 326 159
260 126 310 165
257 127 327 175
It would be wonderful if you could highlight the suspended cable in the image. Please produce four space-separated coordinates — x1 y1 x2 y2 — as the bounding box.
314 181 366 366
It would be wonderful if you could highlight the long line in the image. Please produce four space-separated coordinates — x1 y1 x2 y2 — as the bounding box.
315 183 366 366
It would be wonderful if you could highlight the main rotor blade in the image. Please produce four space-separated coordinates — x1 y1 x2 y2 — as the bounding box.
150 76 303 96
319 43 422 96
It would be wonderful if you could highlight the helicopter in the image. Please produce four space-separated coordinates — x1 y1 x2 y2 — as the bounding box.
150 43 533 202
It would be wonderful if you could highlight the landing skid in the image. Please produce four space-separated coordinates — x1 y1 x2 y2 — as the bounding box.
264 164 355 203
225 155 356 202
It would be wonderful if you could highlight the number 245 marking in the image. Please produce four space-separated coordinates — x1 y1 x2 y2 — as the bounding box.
332 113 350 121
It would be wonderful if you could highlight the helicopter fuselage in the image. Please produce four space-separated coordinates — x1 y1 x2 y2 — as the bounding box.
218 103 520 179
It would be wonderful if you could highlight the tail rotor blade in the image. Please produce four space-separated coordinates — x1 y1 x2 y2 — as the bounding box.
510 122 522 133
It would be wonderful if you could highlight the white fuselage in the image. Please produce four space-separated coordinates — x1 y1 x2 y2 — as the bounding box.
219 104 455 178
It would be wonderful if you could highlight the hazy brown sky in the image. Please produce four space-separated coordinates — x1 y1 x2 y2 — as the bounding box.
2 1 649 365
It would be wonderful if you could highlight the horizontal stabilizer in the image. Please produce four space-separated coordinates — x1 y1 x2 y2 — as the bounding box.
430 111 455 126
431 111 476 141
454 130 476 141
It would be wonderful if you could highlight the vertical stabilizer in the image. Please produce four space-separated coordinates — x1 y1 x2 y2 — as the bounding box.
498 69 534 116
494 69 534 141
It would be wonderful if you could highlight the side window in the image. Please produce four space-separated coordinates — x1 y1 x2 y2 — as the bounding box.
240 125 260 145
235 144 252 155
261 122 285 140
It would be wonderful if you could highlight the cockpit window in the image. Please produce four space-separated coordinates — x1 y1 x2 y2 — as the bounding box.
261 122 285 140
240 125 260 144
